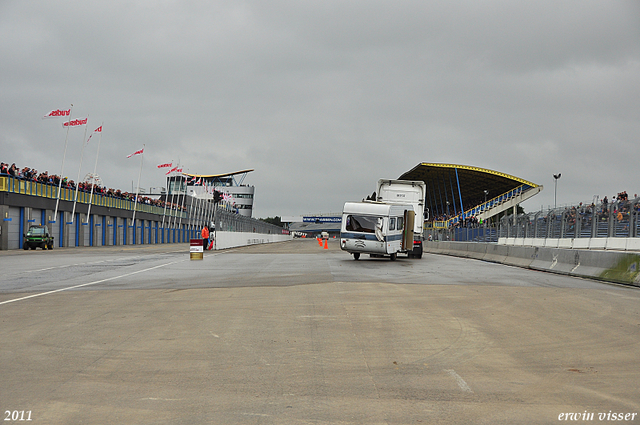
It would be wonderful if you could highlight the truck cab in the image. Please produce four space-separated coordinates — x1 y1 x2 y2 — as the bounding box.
376 179 426 258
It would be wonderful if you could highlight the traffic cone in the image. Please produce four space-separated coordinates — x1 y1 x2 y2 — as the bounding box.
317 238 322 246
324 239 328 250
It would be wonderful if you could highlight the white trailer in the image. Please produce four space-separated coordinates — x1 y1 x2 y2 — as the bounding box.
376 179 426 258
340 201 415 261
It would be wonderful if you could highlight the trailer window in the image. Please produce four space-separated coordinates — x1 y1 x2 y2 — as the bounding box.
389 217 396 231
345 215 380 233
397 217 404 231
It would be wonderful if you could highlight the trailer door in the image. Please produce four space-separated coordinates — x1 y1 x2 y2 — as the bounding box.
403 210 415 251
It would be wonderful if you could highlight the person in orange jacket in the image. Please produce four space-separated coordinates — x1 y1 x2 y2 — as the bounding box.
201 224 210 251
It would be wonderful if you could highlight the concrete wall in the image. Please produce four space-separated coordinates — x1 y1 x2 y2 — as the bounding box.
424 241 640 287
498 237 640 251
213 231 292 250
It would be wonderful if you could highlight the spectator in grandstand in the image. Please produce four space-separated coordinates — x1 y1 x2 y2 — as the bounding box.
0 162 7 174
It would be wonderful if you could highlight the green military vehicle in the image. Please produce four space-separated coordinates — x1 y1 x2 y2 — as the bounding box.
23 225 54 250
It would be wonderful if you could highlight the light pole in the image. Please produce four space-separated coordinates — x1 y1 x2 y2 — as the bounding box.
553 173 561 209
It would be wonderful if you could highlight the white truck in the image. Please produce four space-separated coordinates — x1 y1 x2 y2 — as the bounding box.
340 201 415 261
376 179 426 259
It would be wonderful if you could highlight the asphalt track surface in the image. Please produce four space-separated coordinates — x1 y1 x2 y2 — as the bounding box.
1 239 639 424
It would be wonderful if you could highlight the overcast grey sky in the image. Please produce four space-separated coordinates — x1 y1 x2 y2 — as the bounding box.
2 0 639 218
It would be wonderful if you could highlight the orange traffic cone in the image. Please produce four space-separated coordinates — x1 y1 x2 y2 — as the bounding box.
317 238 322 246
324 239 328 250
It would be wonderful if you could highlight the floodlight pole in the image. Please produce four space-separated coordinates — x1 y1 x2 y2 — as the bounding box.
553 173 561 209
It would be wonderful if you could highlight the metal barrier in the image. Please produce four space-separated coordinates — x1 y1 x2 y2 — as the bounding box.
426 225 498 242
215 208 288 235
499 199 640 240
1 175 186 218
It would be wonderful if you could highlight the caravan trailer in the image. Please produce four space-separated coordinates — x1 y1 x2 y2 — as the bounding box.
340 201 415 261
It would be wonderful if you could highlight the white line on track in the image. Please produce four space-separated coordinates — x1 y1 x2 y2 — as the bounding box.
444 369 473 393
0 257 188 306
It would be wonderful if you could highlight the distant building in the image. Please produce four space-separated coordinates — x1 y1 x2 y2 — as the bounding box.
282 213 342 237
167 169 255 218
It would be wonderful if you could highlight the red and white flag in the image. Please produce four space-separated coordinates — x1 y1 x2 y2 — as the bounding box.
43 108 71 119
165 167 183 175
157 162 172 169
127 148 144 158
62 117 88 127
86 126 103 144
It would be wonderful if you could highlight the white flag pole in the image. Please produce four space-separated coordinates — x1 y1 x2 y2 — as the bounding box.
178 172 188 236
168 164 178 229
185 171 195 237
53 104 73 222
160 160 172 237
170 165 179 229
193 181 202 230
172 167 185 230
202 182 209 228
71 116 90 223
131 145 145 226
206 182 214 228
86 123 103 222
197 182 205 229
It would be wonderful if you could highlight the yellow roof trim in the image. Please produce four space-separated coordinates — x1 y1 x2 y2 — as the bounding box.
415 163 538 187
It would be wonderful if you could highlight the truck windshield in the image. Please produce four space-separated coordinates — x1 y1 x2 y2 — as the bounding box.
28 227 45 235
345 215 380 233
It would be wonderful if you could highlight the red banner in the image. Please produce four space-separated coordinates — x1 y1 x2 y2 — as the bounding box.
62 118 88 127
43 109 71 119
127 148 144 158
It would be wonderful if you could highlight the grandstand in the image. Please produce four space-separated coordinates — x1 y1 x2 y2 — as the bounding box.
398 163 543 228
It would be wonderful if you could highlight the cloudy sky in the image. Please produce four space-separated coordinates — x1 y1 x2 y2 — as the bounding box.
1 0 639 218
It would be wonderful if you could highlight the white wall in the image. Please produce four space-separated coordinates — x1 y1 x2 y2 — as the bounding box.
213 231 292 250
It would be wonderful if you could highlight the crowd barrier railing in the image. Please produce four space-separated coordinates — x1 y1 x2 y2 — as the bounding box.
1 175 186 219
496 198 640 250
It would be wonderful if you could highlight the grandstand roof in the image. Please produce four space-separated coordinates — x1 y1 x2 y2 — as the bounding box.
183 169 254 178
398 163 539 217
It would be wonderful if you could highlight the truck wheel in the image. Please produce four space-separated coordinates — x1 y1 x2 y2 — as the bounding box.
390 253 397 261
353 253 360 260
23 244 29 250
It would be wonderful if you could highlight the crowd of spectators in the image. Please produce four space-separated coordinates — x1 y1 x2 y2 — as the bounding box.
427 189 640 230
1 160 185 211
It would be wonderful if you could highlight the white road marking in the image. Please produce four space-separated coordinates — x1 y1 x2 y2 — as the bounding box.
444 369 473 393
0 258 188 306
